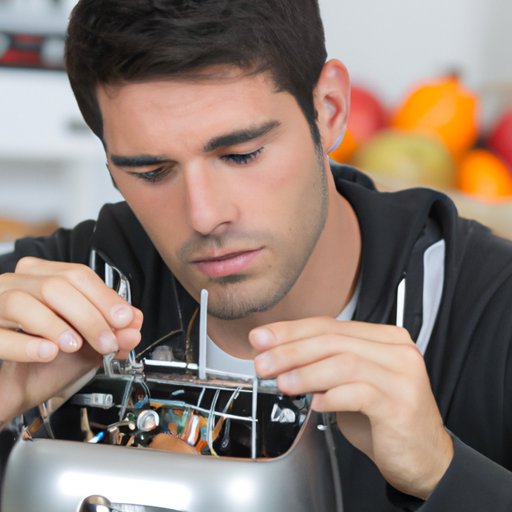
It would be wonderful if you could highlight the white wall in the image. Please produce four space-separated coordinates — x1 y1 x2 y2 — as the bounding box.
319 0 512 126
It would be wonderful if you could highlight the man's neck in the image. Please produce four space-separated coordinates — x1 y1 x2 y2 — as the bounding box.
207 186 361 359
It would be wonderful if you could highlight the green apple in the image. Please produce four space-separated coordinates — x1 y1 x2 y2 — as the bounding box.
353 129 456 190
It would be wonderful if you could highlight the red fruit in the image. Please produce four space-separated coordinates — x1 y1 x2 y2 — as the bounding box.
488 110 512 169
348 84 388 144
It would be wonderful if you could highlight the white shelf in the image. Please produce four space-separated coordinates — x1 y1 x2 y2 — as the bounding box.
0 69 102 159
0 68 122 229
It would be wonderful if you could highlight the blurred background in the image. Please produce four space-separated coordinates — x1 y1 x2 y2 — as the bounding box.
0 0 511 252
321 0 512 239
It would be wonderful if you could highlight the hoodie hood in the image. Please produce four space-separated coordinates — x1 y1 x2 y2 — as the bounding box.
330 162 458 328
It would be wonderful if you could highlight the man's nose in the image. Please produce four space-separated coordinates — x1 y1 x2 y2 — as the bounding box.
184 163 238 236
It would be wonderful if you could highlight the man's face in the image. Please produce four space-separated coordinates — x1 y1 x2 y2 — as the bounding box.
98 70 329 319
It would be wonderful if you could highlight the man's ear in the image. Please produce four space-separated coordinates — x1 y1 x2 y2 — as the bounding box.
314 59 351 154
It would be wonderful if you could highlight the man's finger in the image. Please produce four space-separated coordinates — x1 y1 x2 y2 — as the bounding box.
250 317 412 350
273 352 405 399
14 257 141 330
254 333 418 379
0 290 83 353
0 329 59 362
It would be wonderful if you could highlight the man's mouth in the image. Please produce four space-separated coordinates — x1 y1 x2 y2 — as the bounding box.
192 248 263 278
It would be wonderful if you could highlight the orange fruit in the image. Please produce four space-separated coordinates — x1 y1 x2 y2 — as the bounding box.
329 129 358 163
457 149 512 201
391 75 479 159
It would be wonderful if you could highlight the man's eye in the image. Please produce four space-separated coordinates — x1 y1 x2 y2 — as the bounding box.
223 148 263 165
132 167 171 183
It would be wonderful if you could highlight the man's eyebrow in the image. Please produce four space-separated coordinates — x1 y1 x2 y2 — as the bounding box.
203 120 281 153
110 154 173 168
109 120 281 167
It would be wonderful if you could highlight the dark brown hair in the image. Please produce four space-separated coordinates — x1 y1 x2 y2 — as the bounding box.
65 0 327 143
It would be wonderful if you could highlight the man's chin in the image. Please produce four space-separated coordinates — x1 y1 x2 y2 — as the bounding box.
207 299 274 321
212 273 248 285
205 280 286 321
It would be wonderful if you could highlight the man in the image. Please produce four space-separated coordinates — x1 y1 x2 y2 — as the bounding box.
0 1 511 510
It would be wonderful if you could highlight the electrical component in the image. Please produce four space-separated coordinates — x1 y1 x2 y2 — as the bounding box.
72 393 113 409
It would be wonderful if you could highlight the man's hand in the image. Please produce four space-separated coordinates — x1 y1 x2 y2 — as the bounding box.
250 318 453 500
0 257 143 422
